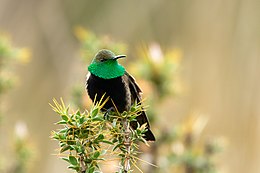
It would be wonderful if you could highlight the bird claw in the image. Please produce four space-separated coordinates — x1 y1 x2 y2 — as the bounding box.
104 107 115 119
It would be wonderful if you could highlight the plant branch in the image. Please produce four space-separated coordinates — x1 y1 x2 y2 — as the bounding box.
122 117 131 173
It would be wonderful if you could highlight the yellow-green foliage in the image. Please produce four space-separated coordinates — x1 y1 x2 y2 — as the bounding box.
74 26 127 63
0 33 30 95
0 33 32 173
51 98 149 173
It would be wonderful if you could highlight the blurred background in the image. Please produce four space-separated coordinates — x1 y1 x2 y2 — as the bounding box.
0 0 260 173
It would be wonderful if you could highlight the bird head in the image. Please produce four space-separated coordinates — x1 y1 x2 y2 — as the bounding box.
93 49 126 63
88 49 126 79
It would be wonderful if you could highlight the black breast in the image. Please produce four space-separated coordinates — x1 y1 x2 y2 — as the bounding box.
86 74 128 113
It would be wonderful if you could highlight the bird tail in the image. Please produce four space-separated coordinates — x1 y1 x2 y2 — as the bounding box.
144 128 156 141
132 111 156 141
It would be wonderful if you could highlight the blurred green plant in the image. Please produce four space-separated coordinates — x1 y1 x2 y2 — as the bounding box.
51 97 151 173
131 43 224 173
0 33 30 95
154 116 224 173
0 33 33 173
10 122 34 173
74 26 127 63
132 42 182 99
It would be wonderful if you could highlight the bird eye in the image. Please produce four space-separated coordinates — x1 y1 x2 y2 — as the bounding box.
100 58 106 62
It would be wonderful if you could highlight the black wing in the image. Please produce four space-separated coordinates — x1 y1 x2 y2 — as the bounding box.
125 72 155 141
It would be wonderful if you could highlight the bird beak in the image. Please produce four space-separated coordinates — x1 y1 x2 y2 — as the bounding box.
113 55 126 60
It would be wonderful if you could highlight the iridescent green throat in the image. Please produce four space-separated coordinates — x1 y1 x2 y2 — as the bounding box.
88 60 125 79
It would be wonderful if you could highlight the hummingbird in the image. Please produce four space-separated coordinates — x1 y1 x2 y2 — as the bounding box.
86 49 155 141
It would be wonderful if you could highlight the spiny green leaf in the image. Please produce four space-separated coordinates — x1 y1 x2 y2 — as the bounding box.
136 129 141 135
69 155 78 166
58 134 66 140
97 134 104 140
70 145 79 152
102 140 113 145
67 139 76 145
58 128 68 133
92 116 104 122
86 158 93 163
87 166 95 173
79 116 85 124
61 114 69 121
76 110 81 115
130 106 136 112
65 106 70 114
67 120 74 126
113 143 122 151
118 153 125 157
112 138 118 143
136 137 148 145
60 145 71 153
56 120 67 125
93 171 102 173
68 165 80 171
129 115 138 121
91 107 99 118
93 151 100 159
61 157 70 163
